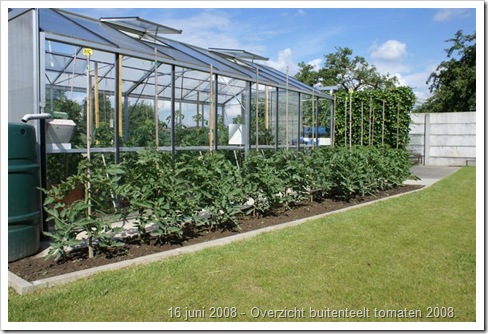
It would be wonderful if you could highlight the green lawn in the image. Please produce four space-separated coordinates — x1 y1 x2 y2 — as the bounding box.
8 168 476 323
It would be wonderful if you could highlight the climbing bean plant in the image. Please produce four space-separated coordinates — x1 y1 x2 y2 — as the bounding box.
334 86 416 149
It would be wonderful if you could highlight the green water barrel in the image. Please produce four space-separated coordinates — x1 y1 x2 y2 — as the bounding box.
8 123 41 262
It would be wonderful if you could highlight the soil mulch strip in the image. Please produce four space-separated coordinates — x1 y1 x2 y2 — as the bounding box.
9 185 422 282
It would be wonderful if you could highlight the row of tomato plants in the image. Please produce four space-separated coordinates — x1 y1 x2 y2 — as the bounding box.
42 146 412 260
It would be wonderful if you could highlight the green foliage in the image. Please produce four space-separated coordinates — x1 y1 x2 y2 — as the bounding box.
418 30 476 113
241 152 287 215
295 47 399 92
333 87 416 149
42 145 413 259
41 160 124 260
328 146 411 199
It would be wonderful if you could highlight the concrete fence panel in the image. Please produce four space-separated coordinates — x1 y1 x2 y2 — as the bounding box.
408 112 476 166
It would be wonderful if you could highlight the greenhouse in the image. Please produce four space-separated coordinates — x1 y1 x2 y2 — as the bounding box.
8 8 335 162
8 9 420 267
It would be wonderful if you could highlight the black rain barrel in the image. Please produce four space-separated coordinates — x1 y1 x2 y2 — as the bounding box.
8 123 41 262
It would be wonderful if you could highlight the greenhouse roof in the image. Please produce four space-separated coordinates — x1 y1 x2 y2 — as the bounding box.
10 8 331 101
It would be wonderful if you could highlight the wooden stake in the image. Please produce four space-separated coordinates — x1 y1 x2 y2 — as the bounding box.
118 54 123 139
372 108 375 146
94 62 99 130
255 68 259 150
83 48 92 219
344 97 347 147
285 66 289 149
349 90 352 149
153 55 158 147
368 97 372 146
396 103 400 149
264 86 269 130
196 91 200 129
209 65 214 149
381 100 385 147
360 101 364 146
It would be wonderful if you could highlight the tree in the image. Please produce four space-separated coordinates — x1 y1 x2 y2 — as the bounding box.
417 30 476 113
295 47 399 92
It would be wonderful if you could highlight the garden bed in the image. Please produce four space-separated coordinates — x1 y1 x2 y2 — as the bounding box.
9 184 421 282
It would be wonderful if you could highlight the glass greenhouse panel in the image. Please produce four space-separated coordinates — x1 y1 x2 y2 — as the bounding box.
40 9 112 47
276 89 298 147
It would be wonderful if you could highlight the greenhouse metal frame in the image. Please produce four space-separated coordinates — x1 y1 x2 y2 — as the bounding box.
8 8 335 162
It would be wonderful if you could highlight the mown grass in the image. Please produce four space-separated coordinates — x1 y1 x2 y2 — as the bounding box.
8 168 476 322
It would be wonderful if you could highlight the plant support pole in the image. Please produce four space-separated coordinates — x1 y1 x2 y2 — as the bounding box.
171 65 176 159
275 87 279 152
344 96 347 147
264 86 269 130
209 65 214 150
255 68 259 151
360 101 364 146
84 48 92 217
349 89 352 149
311 91 315 148
94 62 99 130
396 103 400 148
368 97 372 146
382 100 385 147
285 66 289 150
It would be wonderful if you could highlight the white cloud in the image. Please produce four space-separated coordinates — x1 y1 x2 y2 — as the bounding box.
266 48 299 75
370 40 407 62
296 9 306 17
307 58 322 70
433 9 471 22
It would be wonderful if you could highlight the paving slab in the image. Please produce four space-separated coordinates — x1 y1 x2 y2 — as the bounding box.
405 166 461 187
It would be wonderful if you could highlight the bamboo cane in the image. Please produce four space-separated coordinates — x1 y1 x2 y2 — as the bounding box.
118 54 123 139
349 89 352 149
264 86 269 130
382 100 385 147
285 66 289 150
94 62 99 130
344 97 347 147
396 103 400 149
83 48 92 219
256 68 259 151
196 91 200 129
209 65 214 149
154 55 158 147
368 97 372 146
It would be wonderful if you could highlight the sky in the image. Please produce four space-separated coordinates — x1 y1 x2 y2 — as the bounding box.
64 3 478 105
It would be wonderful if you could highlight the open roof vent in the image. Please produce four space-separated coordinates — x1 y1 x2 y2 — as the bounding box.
100 16 182 40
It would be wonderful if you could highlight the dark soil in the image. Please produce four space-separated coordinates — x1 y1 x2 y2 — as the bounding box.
9 185 422 282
